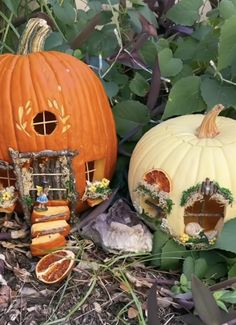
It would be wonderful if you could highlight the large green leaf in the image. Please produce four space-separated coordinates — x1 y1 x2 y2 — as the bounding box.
158 48 183 77
183 256 195 281
201 77 236 108
215 219 236 253
219 0 236 19
2 0 20 15
218 15 236 71
166 0 204 26
112 100 150 138
160 239 186 270
162 76 206 120
151 228 170 267
53 2 76 25
129 73 149 97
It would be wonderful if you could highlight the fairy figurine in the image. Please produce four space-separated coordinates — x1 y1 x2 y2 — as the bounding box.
34 180 50 211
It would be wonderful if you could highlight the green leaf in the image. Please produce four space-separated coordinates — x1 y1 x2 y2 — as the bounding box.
183 256 195 281
228 263 236 277
175 38 198 61
45 32 64 50
160 239 186 270
194 258 208 279
201 77 236 109
2 0 20 15
139 40 158 67
158 48 183 77
180 273 188 286
216 300 228 312
205 263 227 280
218 15 236 71
53 2 76 25
166 0 204 26
112 100 150 138
102 81 119 99
162 76 206 120
151 228 169 267
219 0 236 19
191 275 223 325
129 73 149 97
221 290 236 304
215 219 236 253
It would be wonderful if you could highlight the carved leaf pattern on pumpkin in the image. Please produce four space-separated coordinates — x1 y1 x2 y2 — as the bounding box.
16 102 31 137
48 98 71 133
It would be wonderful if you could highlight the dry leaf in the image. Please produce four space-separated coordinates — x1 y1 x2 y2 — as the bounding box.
13 267 31 283
93 302 102 313
119 283 130 293
0 285 11 305
125 271 152 288
128 307 138 319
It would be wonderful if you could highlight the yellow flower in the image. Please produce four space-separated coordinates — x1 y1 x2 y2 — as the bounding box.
180 233 190 243
2 192 11 201
101 178 110 187
89 185 96 193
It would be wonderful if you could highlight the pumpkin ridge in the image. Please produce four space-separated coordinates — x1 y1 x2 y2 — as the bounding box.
7 55 22 155
38 52 68 141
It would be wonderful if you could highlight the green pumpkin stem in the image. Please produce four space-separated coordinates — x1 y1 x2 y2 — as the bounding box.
196 104 224 138
17 18 51 55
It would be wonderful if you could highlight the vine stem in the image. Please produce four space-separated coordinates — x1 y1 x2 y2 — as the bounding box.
210 60 236 87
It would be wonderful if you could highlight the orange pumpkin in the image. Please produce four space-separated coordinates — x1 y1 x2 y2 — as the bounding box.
0 18 117 212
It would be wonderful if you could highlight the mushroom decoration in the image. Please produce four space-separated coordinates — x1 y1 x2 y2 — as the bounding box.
128 104 236 246
0 18 117 219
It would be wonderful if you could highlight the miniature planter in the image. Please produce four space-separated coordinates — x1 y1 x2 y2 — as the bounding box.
82 178 112 207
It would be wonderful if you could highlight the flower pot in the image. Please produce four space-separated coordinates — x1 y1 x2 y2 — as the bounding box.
87 198 104 207
0 204 15 213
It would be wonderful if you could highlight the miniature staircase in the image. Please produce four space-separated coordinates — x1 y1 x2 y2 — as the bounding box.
30 205 71 256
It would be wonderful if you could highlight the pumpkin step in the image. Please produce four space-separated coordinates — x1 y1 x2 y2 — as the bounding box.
31 206 70 224
30 233 66 256
31 220 71 238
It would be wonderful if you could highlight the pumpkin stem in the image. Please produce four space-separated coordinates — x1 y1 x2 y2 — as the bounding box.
196 104 224 138
17 18 51 55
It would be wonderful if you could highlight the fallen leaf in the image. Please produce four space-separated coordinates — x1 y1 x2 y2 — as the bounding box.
0 285 11 305
128 307 139 319
93 302 102 313
125 271 152 288
13 267 31 283
119 283 130 293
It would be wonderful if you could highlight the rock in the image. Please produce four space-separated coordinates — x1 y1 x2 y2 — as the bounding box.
79 199 153 253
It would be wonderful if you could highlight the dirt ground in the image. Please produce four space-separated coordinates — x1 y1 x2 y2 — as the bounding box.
0 211 186 325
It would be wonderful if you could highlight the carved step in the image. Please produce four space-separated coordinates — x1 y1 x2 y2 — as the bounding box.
31 205 70 223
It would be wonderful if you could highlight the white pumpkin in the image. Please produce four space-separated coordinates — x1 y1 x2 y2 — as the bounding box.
128 105 236 238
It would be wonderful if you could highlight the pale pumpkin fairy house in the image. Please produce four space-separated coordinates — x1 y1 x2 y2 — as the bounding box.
0 19 117 220
128 105 236 246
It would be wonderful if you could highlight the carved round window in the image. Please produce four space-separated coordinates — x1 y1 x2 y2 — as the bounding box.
143 169 171 193
33 111 57 135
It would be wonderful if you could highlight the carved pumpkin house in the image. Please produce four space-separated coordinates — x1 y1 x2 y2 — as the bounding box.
0 19 117 220
128 105 236 246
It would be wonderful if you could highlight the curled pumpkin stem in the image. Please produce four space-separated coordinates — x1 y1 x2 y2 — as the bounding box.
196 104 224 138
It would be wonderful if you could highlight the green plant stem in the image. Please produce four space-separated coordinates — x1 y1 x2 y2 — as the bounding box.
40 0 67 41
41 276 97 325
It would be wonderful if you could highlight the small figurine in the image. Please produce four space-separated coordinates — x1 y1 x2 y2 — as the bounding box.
34 180 50 211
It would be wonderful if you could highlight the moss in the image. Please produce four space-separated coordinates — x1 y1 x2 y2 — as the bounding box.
180 184 201 207
135 182 174 214
215 183 234 204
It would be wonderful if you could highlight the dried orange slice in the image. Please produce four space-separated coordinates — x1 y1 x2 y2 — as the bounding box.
143 169 171 192
35 249 75 284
